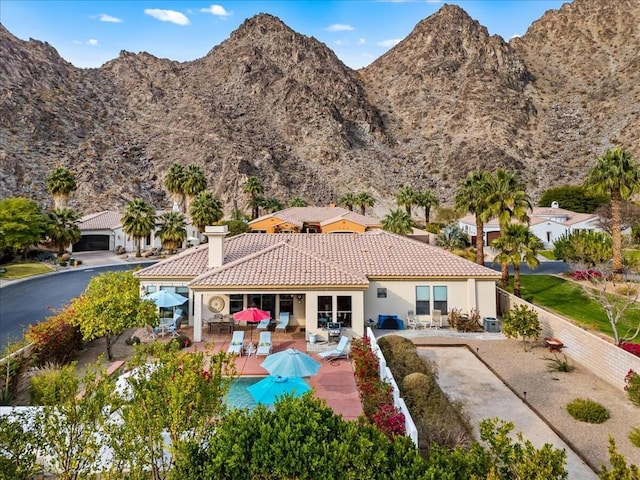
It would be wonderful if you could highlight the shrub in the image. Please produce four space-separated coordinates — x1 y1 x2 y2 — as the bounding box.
501 304 541 351
629 426 640 448
167 335 192 350
566 398 610 423
620 342 640 358
544 354 575 373
350 337 393 419
377 335 432 381
370 403 405 438
29 362 78 405
625 369 640 407
448 308 483 333
26 307 83 365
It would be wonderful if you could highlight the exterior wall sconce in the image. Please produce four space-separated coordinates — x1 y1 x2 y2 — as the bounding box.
296 294 303 303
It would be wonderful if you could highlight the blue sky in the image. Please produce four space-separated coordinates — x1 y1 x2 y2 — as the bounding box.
1 1 569 69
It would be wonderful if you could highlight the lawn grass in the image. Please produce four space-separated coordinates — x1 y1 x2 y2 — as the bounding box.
0 262 53 279
538 250 556 261
507 275 640 339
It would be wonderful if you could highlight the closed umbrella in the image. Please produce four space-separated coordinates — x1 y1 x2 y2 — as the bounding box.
247 375 311 405
260 348 321 378
233 307 270 342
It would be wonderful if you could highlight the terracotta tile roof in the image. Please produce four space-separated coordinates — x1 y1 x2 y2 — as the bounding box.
190 242 369 287
460 207 599 229
79 211 122 230
136 231 499 284
249 206 379 228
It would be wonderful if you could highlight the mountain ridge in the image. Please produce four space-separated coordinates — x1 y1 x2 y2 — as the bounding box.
1 0 638 217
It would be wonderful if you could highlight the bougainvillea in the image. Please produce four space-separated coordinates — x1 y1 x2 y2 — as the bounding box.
620 342 640 358
371 403 406 438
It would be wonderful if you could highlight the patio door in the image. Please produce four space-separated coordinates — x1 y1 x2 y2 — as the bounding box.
248 294 276 319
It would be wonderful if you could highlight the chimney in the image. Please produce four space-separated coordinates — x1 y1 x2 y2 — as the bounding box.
329 202 336 208
203 225 228 268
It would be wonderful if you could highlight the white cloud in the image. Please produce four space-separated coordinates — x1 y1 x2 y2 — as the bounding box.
377 38 402 48
357 38 366 45
86 39 99 46
326 24 355 32
200 5 232 17
99 13 122 23
510 34 521 40
334 40 345 46
144 9 190 26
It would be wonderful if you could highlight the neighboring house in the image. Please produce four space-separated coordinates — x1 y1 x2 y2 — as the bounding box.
74 210 199 253
457 202 602 249
248 205 381 233
134 226 500 343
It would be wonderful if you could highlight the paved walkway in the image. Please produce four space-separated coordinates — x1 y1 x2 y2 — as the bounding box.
421 347 597 480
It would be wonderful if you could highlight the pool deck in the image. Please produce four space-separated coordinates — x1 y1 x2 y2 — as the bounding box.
134 326 363 420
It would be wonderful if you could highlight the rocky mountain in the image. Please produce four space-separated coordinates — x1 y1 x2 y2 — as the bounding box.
0 0 638 217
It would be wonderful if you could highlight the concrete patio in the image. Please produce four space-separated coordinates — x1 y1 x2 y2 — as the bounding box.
132 325 363 420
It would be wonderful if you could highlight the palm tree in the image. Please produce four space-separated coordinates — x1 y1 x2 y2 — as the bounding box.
122 199 156 257
46 208 81 255
242 176 264 220
454 171 493 266
339 192 357 211
263 197 285 213
416 189 439 226
396 186 417 217
164 163 186 212
356 191 375 216
190 191 224 235
381 209 412 235
288 196 308 207
492 224 543 298
182 165 207 213
156 211 187 252
46 167 77 209
487 169 532 287
586 147 640 277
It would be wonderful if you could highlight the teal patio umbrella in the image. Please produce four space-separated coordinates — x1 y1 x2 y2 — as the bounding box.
260 348 321 378
146 290 187 308
247 375 311 404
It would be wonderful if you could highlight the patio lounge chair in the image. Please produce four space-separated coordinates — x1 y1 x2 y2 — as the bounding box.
430 310 442 330
318 335 350 362
227 331 245 356
275 312 290 333
256 331 272 356
257 317 271 330
406 310 422 330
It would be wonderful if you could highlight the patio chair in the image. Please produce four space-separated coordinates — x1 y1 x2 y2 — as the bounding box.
275 312 290 333
406 310 422 330
257 317 271 330
227 331 245 356
146 324 161 339
430 310 442 329
318 335 350 362
256 331 272 356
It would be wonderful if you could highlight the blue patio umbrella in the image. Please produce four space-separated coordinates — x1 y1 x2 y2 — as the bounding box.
146 290 187 308
260 348 321 378
247 375 311 404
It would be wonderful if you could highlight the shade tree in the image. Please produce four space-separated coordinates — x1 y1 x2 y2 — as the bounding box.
0 197 49 258
70 270 157 361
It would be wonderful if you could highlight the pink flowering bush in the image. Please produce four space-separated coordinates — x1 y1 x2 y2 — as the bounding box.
624 369 640 407
620 342 640 358
371 403 406 438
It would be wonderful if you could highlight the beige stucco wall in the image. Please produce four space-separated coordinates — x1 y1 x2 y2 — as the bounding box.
364 278 497 325
497 289 640 390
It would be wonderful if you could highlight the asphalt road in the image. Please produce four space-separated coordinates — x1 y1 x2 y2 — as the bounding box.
0 263 154 350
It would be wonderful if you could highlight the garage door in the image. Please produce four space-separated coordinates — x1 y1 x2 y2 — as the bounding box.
486 231 501 246
74 235 110 252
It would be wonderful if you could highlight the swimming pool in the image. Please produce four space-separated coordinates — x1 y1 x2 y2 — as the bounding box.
225 377 261 410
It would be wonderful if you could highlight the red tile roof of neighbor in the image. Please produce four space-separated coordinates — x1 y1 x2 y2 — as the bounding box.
248 206 381 228
79 211 122 230
135 231 499 286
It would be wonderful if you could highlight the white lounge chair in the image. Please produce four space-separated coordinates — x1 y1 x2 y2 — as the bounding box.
275 312 290 333
227 331 245 356
430 310 442 330
406 310 422 330
318 336 350 362
256 331 272 356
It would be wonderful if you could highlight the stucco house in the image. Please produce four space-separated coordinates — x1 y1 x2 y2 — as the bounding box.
134 226 500 343
74 210 200 253
457 202 602 249
248 205 381 233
